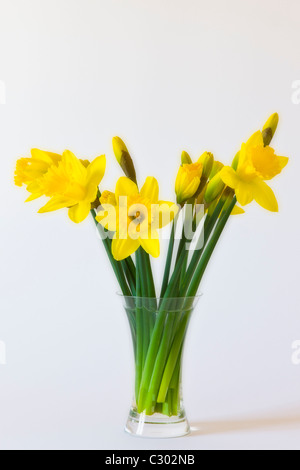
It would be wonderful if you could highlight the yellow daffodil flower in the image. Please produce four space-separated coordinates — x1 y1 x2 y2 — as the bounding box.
175 162 203 204
220 131 288 212
38 150 106 223
96 176 178 260
15 149 61 201
198 152 214 179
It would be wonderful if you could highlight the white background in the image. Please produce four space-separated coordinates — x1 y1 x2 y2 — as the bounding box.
0 0 300 450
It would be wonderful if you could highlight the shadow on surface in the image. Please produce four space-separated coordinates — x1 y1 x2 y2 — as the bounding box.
190 411 300 436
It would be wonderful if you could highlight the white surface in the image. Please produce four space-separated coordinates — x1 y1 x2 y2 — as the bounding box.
0 0 300 450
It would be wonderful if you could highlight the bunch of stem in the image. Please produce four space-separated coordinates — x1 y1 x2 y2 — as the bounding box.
91 193 236 416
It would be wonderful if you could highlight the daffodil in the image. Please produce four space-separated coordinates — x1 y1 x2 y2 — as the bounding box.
96 177 178 260
198 152 214 179
15 149 61 201
220 131 288 212
38 150 106 223
175 162 203 204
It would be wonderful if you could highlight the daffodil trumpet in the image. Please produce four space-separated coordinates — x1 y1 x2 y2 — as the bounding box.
15 113 288 431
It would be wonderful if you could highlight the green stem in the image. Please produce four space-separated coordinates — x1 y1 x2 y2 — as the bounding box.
162 390 173 417
179 254 188 289
142 252 156 335
121 260 136 296
125 256 136 286
175 219 188 264
170 356 181 416
186 196 236 297
143 311 176 413
157 311 190 403
138 250 151 368
135 249 144 399
137 246 190 412
143 251 156 298
170 348 181 388
160 221 176 298
142 199 236 412
180 198 225 296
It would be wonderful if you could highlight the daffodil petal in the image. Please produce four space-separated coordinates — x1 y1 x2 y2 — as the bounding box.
112 236 140 261
31 149 61 165
252 180 279 212
237 143 249 168
140 177 159 203
140 234 160 258
220 166 239 189
38 196 77 213
235 181 254 206
115 177 138 201
176 177 200 204
85 184 99 205
246 130 264 148
26 181 42 193
25 192 43 202
231 205 245 215
68 202 91 223
157 201 179 228
278 156 289 170
86 155 106 187
62 150 86 182
96 205 118 231
183 178 200 198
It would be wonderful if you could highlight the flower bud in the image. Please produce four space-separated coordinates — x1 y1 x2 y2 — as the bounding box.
112 137 137 184
181 151 192 165
231 152 240 171
204 173 225 203
209 161 224 179
262 113 279 146
198 152 214 179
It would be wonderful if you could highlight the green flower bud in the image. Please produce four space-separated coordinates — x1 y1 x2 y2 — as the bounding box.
181 151 192 165
262 113 279 147
231 151 240 171
112 137 137 184
209 160 224 179
204 173 225 203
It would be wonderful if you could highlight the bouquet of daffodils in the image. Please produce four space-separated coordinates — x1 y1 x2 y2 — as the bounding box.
15 114 288 426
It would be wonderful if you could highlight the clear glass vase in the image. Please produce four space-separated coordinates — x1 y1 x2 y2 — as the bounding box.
121 295 200 438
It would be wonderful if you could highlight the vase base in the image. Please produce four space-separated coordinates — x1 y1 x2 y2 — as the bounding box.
125 408 190 439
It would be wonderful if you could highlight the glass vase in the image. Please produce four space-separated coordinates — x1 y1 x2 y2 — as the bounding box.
121 295 200 438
